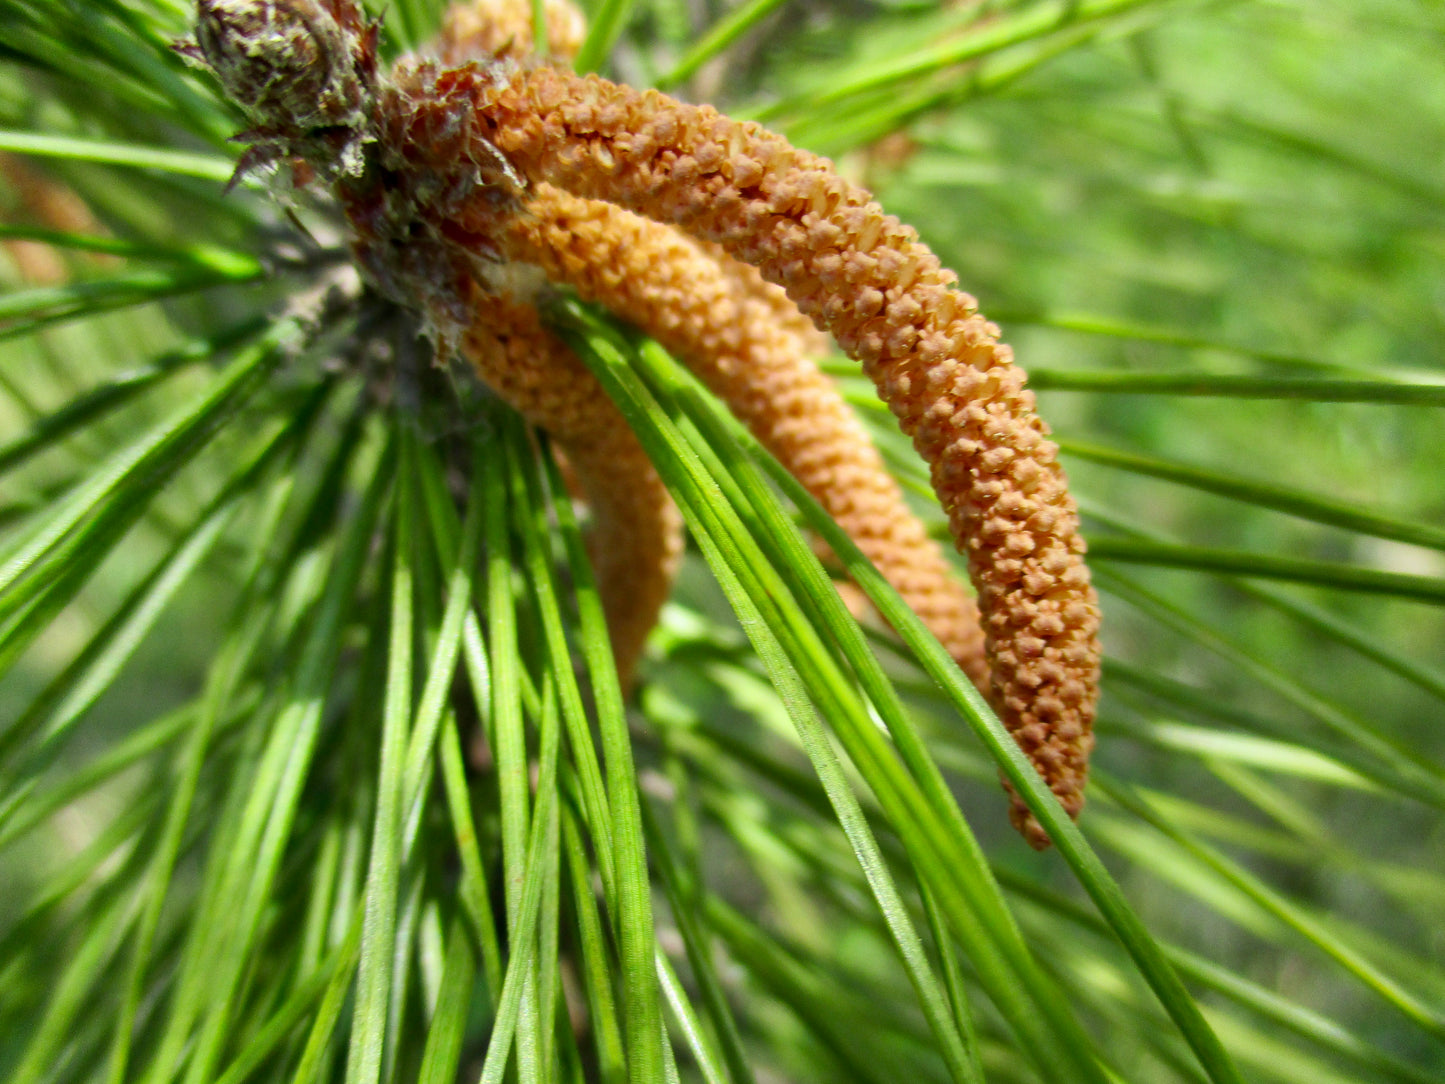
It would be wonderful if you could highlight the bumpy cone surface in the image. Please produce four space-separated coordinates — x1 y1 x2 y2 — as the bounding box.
457 68 1102 844
467 183 990 685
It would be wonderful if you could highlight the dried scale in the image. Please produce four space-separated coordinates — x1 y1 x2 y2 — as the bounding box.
179 0 1100 845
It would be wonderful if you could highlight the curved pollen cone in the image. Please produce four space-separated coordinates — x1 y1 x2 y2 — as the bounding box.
458 285 684 684
462 68 1102 846
421 5 963 684
466 184 989 686
420 3 979 680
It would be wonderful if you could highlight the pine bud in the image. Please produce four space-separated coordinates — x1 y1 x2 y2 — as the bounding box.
180 0 379 180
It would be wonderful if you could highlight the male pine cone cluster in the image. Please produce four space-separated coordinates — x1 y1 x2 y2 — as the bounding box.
185 0 1101 846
